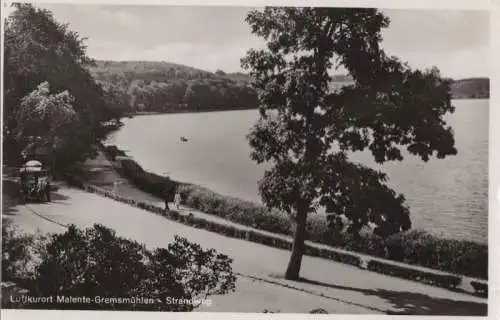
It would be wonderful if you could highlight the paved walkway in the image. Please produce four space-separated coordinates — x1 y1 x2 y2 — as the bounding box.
2 166 488 315
83 153 486 286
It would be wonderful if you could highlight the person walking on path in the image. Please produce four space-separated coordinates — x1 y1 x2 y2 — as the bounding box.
174 191 181 210
164 184 171 212
112 181 119 195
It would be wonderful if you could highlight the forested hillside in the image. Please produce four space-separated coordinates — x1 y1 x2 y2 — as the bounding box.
88 61 489 115
449 78 489 99
88 61 257 114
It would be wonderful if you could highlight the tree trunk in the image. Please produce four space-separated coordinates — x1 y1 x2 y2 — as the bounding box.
285 206 308 280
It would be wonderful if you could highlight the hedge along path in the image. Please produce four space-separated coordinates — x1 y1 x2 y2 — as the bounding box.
80 182 487 298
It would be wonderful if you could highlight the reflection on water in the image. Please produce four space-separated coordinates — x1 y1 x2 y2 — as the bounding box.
109 99 488 243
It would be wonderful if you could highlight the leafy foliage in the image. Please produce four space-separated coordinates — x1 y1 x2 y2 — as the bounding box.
88 60 485 117
114 158 178 200
82 163 487 281
15 82 77 140
385 230 487 279
3 3 122 168
366 259 462 289
89 60 258 114
178 184 293 235
2 223 236 311
470 281 488 297
241 7 457 279
176 183 487 279
1 221 47 282
165 236 236 302
102 145 127 160
13 82 79 169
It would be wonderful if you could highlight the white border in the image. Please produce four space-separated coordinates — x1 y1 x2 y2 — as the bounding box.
489 1 499 319
1 0 498 319
3 0 493 9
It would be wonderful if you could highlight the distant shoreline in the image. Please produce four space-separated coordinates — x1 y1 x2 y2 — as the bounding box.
126 97 489 117
126 106 257 117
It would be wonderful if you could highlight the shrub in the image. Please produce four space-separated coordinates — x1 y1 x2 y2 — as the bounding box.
154 181 489 279
168 210 180 220
306 216 330 243
367 260 462 289
118 159 178 200
343 231 387 258
102 145 126 161
178 184 292 235
102 145 178 200
62 169 85 188
2 223 236 311
103 145 489 280
325 249 361 267
470 281 488 297
386 230 487 279
2 221 46 282
120 158 145 174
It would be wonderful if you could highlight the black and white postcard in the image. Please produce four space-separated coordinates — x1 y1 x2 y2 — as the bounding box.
1 0 496 319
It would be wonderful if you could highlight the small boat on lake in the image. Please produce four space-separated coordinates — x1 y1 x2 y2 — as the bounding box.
180 136 188 142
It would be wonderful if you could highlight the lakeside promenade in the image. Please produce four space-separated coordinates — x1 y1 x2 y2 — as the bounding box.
1 154 487 315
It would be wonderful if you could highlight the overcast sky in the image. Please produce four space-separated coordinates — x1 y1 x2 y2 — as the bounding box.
5 4 489 79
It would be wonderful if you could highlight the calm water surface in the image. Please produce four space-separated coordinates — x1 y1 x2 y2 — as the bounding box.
108 99 488 243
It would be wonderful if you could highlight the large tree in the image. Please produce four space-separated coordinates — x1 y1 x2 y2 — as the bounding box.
241 7 456 280
14 82 78 141
4 3 120 167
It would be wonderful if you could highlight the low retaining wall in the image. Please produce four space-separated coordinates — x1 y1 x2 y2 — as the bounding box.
82 183 488 297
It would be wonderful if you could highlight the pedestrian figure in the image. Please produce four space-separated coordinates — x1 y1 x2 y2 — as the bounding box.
112 181 119 195
174 191 181 210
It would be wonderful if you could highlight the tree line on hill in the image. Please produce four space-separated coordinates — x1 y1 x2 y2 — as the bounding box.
449 78 489 99
88 61 489 115
89 61 258 114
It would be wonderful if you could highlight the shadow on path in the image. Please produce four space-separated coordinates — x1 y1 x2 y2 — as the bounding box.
2 196 19 216
47 191 70 203
298 277 487 316
3 179 21 216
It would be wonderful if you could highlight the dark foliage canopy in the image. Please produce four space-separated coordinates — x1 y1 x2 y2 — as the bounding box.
2 223 236 311
241 7 457 237
4 3 120 168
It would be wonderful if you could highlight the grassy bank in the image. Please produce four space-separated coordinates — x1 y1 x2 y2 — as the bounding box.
101 145 488 280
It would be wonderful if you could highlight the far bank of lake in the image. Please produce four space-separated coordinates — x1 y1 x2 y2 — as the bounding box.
107 99 489 244
126 96 488 117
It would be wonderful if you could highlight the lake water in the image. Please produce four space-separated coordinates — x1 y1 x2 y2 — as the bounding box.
108 99 489 243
